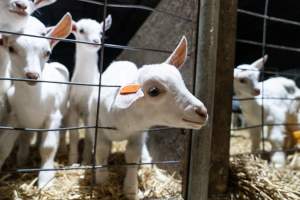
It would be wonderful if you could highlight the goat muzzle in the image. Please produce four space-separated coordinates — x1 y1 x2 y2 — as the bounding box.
25 72 39 85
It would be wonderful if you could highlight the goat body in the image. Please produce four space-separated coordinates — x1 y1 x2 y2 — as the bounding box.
234 56 300 167
0 14 72 188
86 37 208 200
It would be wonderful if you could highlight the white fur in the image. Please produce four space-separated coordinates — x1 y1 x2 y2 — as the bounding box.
64 16 112 164
86 46 207 199
0 44 11 122
0 0 56 122
0 16 70 188
0 0 56 33
234 55 299 167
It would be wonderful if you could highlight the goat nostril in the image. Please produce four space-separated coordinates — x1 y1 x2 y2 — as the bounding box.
26 73 39 80
15 2 27 10
93 39 100 44
195 107 208 119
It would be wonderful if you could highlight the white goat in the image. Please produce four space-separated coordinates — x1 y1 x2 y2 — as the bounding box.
234 55 299 167
65 15 112 164
0 13 72 188
86 36 208 200
0 43 11 122
0 0 56 33
0 0 57 122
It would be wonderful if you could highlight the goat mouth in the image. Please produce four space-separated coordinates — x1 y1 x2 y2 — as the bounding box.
26 80 38 86
182 118 205 126
9 9 28 17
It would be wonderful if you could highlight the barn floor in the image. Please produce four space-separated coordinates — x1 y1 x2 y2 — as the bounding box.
1 131 300 199
0 141 183 200
230 130 300 200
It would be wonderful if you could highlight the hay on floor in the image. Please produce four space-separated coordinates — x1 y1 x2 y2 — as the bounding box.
0 141 183 200
229 154 300 200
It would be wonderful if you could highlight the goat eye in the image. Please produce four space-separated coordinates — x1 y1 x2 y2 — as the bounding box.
79 29 85 34
148 87 160 97
240 78 246 84
44 50 51 58
8 46 16 54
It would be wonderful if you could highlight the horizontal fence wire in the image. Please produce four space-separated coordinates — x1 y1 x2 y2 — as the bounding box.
236 39 300 54
238 9 300 28
77 0 193 23
232 147 300 157
233 97 300 101
0 77 121 87
0 0 192 176
0 29 174 55
0 125 181 134
232 1 300 163
231 123 300 132
0 160 181 174
234 67 300 78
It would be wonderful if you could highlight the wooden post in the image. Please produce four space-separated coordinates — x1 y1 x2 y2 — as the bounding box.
187 0 237 199
209 0 237 199
187 0 220 200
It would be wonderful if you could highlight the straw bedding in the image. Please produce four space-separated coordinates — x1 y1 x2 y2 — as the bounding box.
1 130 300 199
0 141 183 200
230 130 300 200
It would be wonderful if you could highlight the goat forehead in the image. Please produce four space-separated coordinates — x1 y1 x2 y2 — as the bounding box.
139 64 184 87
17 36 49 52
24 17 46 34
0 0 11 6
78 19 101 33
15 17 48 50
235 64 259 77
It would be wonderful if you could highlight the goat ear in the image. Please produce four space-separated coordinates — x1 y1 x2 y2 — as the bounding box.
115 84 144 109
103 15 112 31
251 55 268 69
34 0 56 10
165 36 188 69
72 21 77 33
47 13 72 49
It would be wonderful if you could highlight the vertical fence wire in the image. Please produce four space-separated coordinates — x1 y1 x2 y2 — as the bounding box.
0 0 205 199
260 0 269 155
232 0 300 156
90 0 108 198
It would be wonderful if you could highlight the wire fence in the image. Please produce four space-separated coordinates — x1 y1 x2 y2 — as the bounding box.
232 0 300 156
0 0 200 199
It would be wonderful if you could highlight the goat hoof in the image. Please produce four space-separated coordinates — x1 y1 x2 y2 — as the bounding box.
125 193 139 200
124 186 142 200
38 171 55 189
68 155 79 165
96 170 109 185
271 152 286 168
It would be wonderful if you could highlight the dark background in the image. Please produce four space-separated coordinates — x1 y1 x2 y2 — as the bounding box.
35 0 300 83
34 0 161 77
237 0 300 84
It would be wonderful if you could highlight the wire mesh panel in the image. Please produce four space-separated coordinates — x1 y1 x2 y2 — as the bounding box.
0 0 211 199
231 2 300 199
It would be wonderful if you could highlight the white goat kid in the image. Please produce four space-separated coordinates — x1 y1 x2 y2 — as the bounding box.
65 15 112 164
0 13 72 188
234 55 299 167
0 0 56 33
87 36 208 200
0 0 56 122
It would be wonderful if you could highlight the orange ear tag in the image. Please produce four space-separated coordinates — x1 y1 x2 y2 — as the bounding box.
120 84 141 95
292 131 300 144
